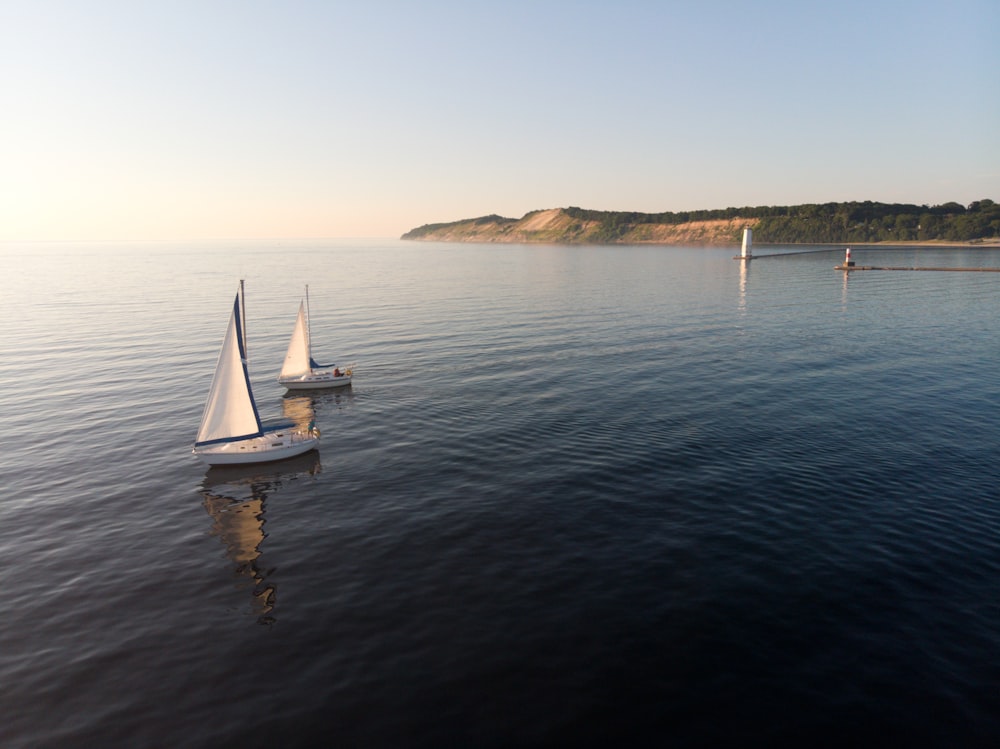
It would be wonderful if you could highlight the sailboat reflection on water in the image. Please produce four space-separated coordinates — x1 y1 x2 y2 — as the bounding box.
200 451 321 625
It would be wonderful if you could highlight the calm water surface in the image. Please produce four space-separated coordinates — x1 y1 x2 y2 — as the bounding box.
1 240 999 747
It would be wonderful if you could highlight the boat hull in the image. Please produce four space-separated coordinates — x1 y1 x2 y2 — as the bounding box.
279 371 352 390
193 433 319 465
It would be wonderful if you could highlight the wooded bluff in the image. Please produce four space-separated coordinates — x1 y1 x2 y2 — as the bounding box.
401 200 1000 245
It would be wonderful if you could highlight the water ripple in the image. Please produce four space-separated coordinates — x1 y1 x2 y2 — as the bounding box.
3 242 1000 747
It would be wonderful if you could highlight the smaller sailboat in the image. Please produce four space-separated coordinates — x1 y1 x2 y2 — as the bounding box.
194 281 319 465
277 285 353 390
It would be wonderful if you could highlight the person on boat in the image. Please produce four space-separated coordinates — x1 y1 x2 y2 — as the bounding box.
333 367 341 377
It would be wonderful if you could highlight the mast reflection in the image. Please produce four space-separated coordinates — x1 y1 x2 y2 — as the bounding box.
200 450 321 625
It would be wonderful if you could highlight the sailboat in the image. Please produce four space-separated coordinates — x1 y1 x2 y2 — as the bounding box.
193 281 320 465
277 285 353 390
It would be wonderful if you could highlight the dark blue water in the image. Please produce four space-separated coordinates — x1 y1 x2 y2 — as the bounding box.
1 241 999 747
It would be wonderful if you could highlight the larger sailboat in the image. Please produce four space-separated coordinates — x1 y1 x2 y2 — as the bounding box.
277 286 353 390
193 282 319 465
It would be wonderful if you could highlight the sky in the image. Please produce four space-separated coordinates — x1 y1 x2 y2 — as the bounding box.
2 0 998 241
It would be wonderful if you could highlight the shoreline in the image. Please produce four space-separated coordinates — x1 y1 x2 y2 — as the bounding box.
405 238 1000 249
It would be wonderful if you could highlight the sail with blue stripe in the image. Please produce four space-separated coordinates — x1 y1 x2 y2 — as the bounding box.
195 290 265 447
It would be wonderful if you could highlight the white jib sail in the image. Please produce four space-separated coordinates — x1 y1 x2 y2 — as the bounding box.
196 296 262 444
279 301 312 379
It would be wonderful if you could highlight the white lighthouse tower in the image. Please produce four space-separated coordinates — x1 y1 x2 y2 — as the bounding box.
741 227 753 260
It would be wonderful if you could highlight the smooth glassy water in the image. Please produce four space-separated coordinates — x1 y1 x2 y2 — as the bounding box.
1 240 998 747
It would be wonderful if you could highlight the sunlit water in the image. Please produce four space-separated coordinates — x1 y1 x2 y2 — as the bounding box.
1 240 998 747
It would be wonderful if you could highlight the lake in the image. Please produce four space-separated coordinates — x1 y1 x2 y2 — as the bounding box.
1 240 998 747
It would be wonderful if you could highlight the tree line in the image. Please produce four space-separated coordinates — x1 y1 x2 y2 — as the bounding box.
564 200 1000 243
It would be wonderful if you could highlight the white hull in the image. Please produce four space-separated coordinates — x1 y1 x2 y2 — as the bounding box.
279 370 352 390
193 432 319 465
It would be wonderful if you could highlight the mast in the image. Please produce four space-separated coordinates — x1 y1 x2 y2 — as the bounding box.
240 279 248 361
305 284 312 359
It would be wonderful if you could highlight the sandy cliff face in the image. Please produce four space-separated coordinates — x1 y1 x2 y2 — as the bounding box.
518 208 566 231
402 208 756 245
622 218 755 245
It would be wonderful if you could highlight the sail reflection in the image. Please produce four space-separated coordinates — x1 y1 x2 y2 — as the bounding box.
200 451 321 625
283 388 354 430
281 393 317 426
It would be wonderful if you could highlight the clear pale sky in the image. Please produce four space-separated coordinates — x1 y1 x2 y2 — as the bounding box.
2 0 998 241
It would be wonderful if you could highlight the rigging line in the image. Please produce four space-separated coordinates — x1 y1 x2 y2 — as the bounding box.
305 283 312 355
240 278 248 363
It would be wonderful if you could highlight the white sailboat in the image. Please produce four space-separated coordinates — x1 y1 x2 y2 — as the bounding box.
194 282 320 465
277 286 353 390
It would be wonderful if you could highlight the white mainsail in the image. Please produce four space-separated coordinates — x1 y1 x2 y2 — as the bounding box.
279 301 311 379
195 292 263 446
